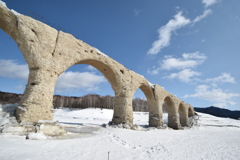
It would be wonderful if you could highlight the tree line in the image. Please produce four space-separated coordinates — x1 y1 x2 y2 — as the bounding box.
53 94 150 112
53 93 167 112
0 91 167 112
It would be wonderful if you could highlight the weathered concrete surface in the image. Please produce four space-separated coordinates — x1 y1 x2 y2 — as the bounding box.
0 3 195 129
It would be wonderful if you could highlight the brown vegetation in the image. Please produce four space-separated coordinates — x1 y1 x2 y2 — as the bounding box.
0 91 168 112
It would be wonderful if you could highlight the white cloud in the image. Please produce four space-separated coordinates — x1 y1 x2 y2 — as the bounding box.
147 52 206 77
55 71 107 92
147 67 159 75
147 7 215 55
211 83 218 88
147 12 191 54
85 65 97 71
205 73 236 84
192 9 212 25
202 0 218 7
182 52 207 60
134 9 140 17
167 69 201 83
184 85 240 107
0 59 107 93
161 52 207 70
213 102 235 108
14 85 25 91
0 59 29 81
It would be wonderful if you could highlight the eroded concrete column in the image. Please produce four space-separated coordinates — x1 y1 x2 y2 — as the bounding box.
166 100 181 130
148 99 163 127
168 111 181 129
15 69 58 123
112 96 133 125
179 105 190 127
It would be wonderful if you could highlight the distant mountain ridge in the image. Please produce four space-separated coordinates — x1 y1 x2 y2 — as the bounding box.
194 106 240 120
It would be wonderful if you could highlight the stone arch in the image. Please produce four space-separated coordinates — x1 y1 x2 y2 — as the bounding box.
17 35 124 123
154 85 181 129
131 82 163 127
56 59 123 124
0 3 195 129
73 59 121 94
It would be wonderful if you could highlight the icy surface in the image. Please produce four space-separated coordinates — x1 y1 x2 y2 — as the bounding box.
10 9 21 16
28 132 47 140
0 108 240 160
16 106 26 111
0 104 17 126
95 48 109 57
0 0 7 8
148 81 155 88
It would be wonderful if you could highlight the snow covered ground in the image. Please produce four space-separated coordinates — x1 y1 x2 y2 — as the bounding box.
0 108 240 160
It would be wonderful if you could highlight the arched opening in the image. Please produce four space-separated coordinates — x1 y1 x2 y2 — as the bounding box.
132 88 148 112
0 30 29 95
52 60 118 126
74 59 120 93
131 83 163 127
164 96 180 129
132 88 150 127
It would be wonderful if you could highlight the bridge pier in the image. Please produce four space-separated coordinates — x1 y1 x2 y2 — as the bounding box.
168 112 181 129
179 104 190 127
112 96 133 125
15 69 58 123
148 98 164 127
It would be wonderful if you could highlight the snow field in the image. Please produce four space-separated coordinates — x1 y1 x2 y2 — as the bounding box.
0 108 240 160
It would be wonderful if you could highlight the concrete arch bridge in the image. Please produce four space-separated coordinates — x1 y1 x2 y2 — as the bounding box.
0 3 195 129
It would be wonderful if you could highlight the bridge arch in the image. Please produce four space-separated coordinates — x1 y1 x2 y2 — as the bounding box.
131 80 163 127
154 85 181 129
0 3 195 129
73 59 121 94
58 58 131 125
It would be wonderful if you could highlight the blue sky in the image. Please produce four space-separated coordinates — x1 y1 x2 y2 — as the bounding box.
0 0 240 110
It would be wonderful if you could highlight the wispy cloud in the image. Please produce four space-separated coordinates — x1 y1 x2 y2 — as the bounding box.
55 71 107 92
167 69 201 83
0 59 107 93
148 52 206 75
0 59 29 81
184 85 240 108
192 9 212 26
202 0 218 8
147 12 191 55
134 9 140 17
205 73 236 85
147 66 159 75
14 85 25 91
147 1 217 55
85 65 97 71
